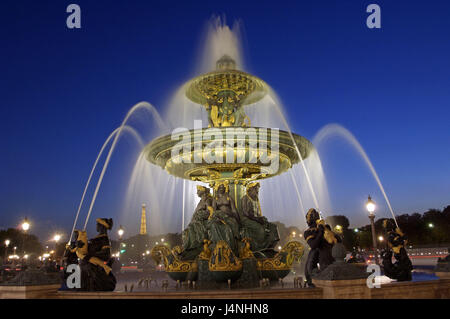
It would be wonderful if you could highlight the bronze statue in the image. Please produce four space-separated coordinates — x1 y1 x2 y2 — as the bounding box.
60 239 79 290
240 182 279 252
77 218 117 291
180 185 213 260
207 181 241 254
381 219 412 281
303 208 337 287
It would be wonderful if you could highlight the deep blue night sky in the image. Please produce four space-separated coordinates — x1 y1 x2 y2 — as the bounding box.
1 0 449 240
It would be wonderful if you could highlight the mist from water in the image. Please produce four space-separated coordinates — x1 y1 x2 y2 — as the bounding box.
197 16 245 73
122 152 201 236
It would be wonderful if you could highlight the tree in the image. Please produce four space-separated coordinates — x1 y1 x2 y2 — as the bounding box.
325 215 350 230
0 228 43 259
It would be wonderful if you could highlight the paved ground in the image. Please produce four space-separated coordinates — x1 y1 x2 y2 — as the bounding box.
114 270 302 292
113 257 440 292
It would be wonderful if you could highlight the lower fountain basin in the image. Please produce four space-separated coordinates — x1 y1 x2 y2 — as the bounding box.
144 127 313 182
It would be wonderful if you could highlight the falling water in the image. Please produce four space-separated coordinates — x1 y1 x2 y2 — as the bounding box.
83 101 167 230
164 85 206 131
84 18 387 237
262 91 321 211
196 15 245 73
69 125 144 242
312 123 399 227
150 17 246 233
289 171 306 220
122 151 201 235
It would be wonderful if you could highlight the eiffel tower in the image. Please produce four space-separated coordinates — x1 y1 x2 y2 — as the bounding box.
140 203 147 235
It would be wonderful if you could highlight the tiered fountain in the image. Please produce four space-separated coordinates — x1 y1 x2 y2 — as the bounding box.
147 55 311 288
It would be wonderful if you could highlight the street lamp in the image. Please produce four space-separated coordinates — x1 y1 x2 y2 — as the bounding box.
52 234 62 263
366 195 379 264
354 228 360 250
428 223 434 228
4 239 10 262
117 226 124 258
378 236 384 242
21 218 30 232
118 226 124 239
20 218 30 255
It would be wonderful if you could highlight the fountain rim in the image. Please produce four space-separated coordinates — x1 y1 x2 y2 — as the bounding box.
184 69 270 106
142 127 314 182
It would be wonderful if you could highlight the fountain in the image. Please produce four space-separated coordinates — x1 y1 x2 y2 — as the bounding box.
114 20 402 289
147 54 307 287
57 19 450 299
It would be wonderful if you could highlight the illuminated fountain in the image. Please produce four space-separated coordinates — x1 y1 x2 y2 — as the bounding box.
147 55 308 287
73 19 406 290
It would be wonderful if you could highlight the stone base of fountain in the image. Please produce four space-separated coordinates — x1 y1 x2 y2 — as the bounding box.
152 238 304 290
0 284 61 299
236 258 260 288
0 267 61 299
311 243 371 298
51 279 450 299
434 252 450 279
196 257 261 289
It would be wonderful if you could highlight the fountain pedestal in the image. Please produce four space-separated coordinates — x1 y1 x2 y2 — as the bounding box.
236 258 260 288
312 243 370 299
197 259 220 289
0 267 61 299
434 249 450 279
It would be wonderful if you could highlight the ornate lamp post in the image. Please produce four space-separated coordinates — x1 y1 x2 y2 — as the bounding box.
53 234 62 264
366 196 378 264
118 226 124 240
21 218 30 232
4 239 10 262
353 228 360 250
117 226 124 258
53 234 61 243
21 217 30 256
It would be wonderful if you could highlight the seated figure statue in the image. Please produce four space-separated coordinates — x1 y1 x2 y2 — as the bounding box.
180 185 213 260
240 182 279 253
303 208 338 288
381 219 412 281
207 180 241 255
78 218 117 291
